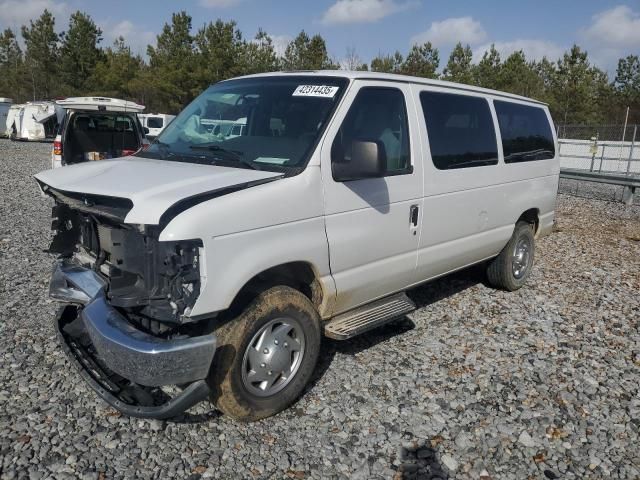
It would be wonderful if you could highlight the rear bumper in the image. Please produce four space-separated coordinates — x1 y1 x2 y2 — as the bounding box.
50 259 217 418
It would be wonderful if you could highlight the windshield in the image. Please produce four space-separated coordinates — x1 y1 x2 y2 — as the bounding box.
137 76 349 172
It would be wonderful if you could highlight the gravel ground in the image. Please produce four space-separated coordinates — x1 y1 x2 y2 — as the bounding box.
1 138 639 480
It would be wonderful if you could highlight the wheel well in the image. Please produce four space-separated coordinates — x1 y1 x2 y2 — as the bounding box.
227 262 323 315
518 208 539 235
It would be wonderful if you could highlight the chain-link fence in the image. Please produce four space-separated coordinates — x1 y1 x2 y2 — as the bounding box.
557 124 639 176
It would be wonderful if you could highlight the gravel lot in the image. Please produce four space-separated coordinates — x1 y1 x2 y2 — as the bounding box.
1 138 639 479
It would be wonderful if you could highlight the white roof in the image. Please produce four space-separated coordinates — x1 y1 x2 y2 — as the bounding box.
56 97 145 113
226 70 547 106
0 98 12 103
23 101 56 108
139 113 174 117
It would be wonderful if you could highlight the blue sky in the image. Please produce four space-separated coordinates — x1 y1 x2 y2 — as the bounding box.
1 0 639 74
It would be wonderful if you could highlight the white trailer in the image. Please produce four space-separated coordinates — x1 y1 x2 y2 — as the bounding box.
9 101 64 141
5 104 23 138
0 98 13 136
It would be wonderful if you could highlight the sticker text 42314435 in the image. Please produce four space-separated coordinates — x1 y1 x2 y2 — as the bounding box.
292 85 339 98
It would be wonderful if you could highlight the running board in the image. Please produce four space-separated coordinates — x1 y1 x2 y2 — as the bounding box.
324 293 416 340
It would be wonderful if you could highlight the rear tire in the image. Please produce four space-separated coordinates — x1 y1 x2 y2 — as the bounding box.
486 221 535 291
209 286 321 421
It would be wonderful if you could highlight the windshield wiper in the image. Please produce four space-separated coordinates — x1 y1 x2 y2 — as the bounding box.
188 144 260 170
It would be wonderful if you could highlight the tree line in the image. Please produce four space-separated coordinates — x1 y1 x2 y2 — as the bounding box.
1 9 639 125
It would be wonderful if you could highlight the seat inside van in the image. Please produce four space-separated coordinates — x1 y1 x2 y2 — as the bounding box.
66 113 140 164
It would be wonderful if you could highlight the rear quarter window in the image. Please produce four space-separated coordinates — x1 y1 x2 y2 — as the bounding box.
494 101 555 163
147 117 163 129
420 91 498 170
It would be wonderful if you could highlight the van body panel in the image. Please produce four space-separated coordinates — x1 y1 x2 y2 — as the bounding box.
158 166 332 317
415 174 558 281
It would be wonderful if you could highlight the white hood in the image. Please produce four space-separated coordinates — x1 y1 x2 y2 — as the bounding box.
34 157 283 224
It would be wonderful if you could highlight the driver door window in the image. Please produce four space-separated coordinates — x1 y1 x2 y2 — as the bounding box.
331 87 411 179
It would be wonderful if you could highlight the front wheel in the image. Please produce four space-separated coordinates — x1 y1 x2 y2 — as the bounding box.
209 286 321 421
486 220 535 291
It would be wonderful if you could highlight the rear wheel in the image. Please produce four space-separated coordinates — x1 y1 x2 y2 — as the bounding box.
486 220 535 291
209 286 321 421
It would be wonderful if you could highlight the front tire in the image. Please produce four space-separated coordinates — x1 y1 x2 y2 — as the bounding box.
486 220 535 291
209 286 321 421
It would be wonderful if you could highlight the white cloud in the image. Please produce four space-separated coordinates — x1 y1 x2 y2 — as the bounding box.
198 0 242 7
0 0 68 29
473 40 564 63
583 5 640 49
410 16 487 48
321 0 417 25
100 19 156 57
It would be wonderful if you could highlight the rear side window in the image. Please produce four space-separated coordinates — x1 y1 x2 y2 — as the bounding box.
420 91 498 170
494 101 555 163
147 117 163 129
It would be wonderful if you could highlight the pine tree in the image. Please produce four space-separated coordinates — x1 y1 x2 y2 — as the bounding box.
442 43 473 85
88 37 143 100
614 55 640 103
21 9 60 99
474 44 501 89
370 51 403 73
0 29 25 100
281 31 337 70
498 50 539 97
239 30 279 75
147 11 198 113
195 19 245 83
401 42 439 79
554 45 609 124
59 11 103 94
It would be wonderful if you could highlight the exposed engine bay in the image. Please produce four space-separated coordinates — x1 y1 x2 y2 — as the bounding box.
44 186 202 335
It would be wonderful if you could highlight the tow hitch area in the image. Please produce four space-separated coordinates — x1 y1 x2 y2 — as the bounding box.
51 259 216 419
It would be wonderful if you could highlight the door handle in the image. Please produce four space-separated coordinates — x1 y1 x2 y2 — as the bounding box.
409 204 419 227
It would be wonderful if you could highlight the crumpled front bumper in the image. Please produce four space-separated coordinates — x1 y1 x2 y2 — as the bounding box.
50 259 217 418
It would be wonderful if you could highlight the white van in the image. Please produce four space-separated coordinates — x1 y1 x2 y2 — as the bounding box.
5 104 23 138
35 72 559 421
0 98 13 136
9 101 63 141
51 97 148 169
138 113 175 139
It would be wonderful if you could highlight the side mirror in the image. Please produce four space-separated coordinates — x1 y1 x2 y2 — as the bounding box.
332 140 386 182
143 127 150 135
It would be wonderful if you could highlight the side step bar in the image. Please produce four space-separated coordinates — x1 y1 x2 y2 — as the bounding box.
324 292 416 340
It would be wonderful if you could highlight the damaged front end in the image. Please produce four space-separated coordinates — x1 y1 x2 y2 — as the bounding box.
42 186 217 418
48 192 202 328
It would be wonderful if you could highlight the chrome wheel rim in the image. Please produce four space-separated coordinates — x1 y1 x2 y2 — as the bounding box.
241 318 306 397
512 236 532 279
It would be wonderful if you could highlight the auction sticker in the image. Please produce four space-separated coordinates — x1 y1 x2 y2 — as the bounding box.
292 85 339 98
